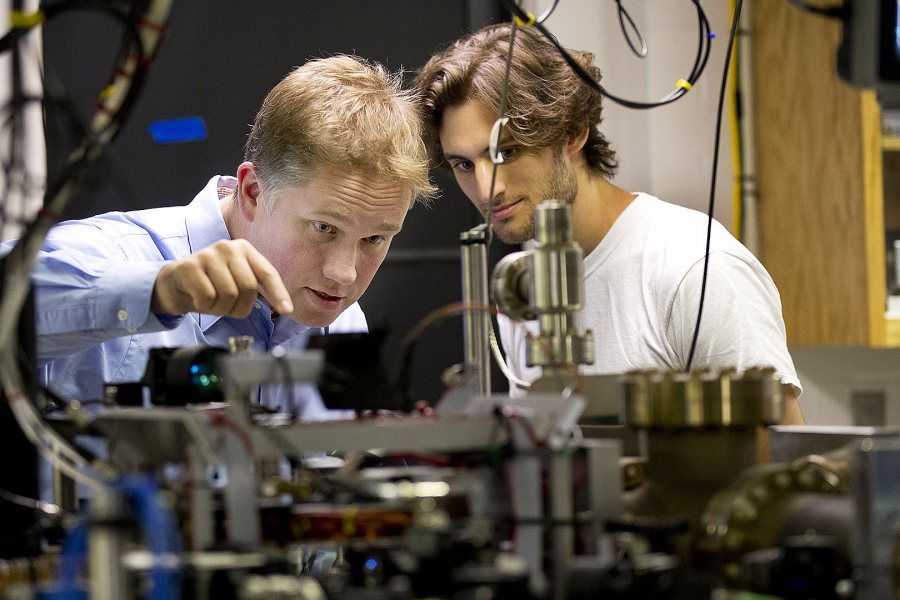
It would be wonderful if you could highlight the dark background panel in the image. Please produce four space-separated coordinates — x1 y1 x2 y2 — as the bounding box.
43 1 503 218
41 1 514 403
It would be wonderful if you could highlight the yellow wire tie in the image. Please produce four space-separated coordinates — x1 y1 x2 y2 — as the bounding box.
514 12 536 27
10 10 45 28
676 79 693 91
99 84 116 101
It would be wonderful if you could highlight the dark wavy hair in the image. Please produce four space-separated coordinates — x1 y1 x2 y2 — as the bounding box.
414 23 617 178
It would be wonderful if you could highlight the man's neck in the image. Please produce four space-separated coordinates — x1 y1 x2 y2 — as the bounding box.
220 196 241 241
570 168 635 256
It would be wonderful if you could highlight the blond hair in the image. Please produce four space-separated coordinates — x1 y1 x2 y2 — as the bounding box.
243 55 436 207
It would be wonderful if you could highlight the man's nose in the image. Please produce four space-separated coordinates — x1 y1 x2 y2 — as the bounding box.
475 160 505 207
323 245 357 286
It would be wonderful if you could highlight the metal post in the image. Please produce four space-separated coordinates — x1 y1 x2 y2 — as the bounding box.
549 451 573 600
89 489 128 600
527 200 594 372
460 225 491 395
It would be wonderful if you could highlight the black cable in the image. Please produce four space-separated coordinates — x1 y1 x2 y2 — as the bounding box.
5 0 163 254
0 1 143 57
614 0 648 58
685 0 744 372
498 0 714 110
531 0 561 24
3 0 26 236
483 19 520 252
734 24 750 244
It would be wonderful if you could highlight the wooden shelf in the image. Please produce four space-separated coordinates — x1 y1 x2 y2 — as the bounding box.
885 316 900 346
752 0 893 347
884 136 900 151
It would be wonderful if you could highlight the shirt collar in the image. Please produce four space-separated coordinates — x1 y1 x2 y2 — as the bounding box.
185 175 234 255
270 317 316 349
185 176 236 331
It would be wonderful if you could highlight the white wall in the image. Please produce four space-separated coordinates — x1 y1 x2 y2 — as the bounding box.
529 0 736 227
522 0 900 427
790 347 900 426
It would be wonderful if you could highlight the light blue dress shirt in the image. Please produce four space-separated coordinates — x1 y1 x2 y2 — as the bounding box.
12 175 367 420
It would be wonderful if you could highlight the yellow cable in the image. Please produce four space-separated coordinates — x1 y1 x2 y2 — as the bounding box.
728 0 743 240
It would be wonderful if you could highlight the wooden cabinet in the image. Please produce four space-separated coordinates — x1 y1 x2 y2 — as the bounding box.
751 0 899 345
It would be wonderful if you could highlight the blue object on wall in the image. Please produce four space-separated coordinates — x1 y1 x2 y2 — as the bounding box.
148 116 208 144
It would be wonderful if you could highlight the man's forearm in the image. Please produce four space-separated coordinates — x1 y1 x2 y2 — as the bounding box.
781 384 804 425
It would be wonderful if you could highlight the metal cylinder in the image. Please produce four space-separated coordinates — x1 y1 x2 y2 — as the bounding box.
531 201 582 314
534 199 573 245
460 225 491 395
623 369 784 429
525 201 593 369
89 490 128 600
492 250 532 320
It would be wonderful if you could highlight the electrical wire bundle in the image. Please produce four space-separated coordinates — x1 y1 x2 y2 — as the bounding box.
0 0 174 496
499 0 715 109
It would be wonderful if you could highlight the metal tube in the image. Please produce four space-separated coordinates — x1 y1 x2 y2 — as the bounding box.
549 451 573 600
460 225 491 395
526 201 594 370
89 490 128 600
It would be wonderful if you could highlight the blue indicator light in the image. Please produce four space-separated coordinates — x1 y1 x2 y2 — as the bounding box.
148 116 208 144
364 558 379 571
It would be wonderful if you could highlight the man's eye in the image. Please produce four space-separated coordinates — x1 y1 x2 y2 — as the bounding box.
313 222 335 234
450 159 474 172
498 147 518 161
365 235 387 245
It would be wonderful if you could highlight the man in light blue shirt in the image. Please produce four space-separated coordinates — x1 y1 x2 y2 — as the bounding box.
13 55 436 419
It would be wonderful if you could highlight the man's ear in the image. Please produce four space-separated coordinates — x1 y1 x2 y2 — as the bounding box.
565 125 590 158
236 161 262 222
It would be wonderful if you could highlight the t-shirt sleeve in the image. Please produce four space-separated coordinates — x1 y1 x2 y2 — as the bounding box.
665 250 802 394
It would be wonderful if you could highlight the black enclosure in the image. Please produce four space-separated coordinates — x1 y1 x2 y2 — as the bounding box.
42 1 515 403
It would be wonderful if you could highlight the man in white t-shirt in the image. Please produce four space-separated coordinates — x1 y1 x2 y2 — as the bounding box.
415 24 803 424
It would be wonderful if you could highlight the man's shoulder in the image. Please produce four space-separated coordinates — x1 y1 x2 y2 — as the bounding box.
51 176 222 245
635 194 711 229
634 195 746 254
70 204 186 236
616 195 761 290
43 205 190 262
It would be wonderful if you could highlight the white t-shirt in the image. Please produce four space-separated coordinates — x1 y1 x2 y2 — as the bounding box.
498 193 801 395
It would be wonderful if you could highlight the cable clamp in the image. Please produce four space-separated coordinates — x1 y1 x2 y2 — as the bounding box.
99 84 116 102
9 10 44 28
513 11 536 27
489 117 510 165
676 79 693 91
